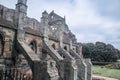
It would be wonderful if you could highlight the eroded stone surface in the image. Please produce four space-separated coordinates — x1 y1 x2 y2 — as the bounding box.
0 0 92 80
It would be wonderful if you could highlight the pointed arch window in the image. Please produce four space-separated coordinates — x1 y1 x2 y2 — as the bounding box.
29 40 37 54
64 46 67 51
52 44 56 50
0 33 4 55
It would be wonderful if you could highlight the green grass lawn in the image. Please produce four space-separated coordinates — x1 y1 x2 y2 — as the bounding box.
93 65 120 79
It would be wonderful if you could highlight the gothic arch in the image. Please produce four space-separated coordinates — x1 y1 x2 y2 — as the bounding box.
0 31 5 55
29 40 37 54
51 43 56 50
64 46 67 51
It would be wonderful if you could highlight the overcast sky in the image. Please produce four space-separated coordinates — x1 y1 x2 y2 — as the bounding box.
0 0 120 49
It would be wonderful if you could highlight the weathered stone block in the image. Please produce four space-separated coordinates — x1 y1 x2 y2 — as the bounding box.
85 58 92 80
76 59 87 80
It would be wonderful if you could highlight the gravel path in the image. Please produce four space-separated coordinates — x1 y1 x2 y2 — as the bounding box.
92 75 118 80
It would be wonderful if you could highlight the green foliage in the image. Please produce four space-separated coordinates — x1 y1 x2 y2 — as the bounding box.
93 65 120 79
82 42 120 62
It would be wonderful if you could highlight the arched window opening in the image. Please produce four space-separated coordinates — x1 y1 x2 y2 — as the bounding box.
52 44 56 50
64 46 67 51
0 33 4 55
29 40 37 54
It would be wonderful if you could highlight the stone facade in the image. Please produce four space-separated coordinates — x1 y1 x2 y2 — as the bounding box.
0 0 92 80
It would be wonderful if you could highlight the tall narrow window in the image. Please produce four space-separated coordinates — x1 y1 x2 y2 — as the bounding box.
29 40 37 54
0 33 4 55
52 44 56 50
64 46 67 51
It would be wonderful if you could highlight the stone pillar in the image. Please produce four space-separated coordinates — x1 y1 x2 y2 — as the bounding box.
76 59 87 80
41 11 49 41
85 58 92 80
58 24 63 48
64 59 78 80
71 60 78 80
69 40 72 49
59 32 63 48
32 61 43 80
17 29 25 40
15 0 27 41
47 55 59 80
52 19 64 48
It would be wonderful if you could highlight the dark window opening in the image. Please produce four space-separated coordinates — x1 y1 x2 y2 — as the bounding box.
0 33 4 55
52 44 56 50
64 46 67 51
29 40 37 54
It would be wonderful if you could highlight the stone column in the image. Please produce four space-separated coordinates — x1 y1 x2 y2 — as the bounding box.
76 59 87 80
15 0 27 41
85 58 92 80
69 40 72 49
64 59 78 80
46 56 59 80
17 29 25 40
71 60 78 80
58 25 63 48
41 11 49 42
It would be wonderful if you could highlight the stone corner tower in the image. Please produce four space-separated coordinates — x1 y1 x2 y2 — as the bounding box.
40 10 49 40
15 0 27 40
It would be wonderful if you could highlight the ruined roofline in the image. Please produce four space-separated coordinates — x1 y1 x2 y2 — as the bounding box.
0 1 78 45
0 17 16 29
0 4 15 11
49 10 65 20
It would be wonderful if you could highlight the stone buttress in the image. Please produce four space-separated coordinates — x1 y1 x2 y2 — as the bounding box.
0 0 92 80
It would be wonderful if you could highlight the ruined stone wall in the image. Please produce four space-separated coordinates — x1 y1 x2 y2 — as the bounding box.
0 4 41 32
0 1 92 80
25 33 42 58
49 11 65 22
0 26 15 65
48 40 59 50
25 17 41 31
0 5 15 23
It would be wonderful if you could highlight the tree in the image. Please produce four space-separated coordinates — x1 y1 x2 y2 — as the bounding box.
82 42 120 62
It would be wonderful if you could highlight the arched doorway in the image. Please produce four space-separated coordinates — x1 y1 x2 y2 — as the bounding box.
0 32 4 55
29 40 37 54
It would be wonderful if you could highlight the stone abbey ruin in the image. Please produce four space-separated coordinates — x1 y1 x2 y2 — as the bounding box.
0 0 92 80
